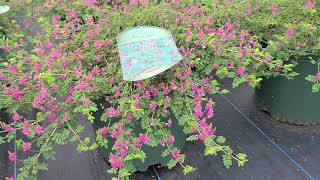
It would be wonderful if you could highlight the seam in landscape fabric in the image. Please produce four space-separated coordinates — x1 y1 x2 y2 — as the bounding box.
153 165 162 180
220 94 316 180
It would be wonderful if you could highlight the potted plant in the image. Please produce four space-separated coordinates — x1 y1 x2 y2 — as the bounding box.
201 0 320 125
0 1 247 180
239 0 320 125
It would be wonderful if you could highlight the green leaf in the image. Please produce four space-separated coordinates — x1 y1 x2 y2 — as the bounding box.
183 165 196 175
236 153 248 167
167 159 178 169
220 89 230 94
216 136 226 144
222 154 232 168
186 134 198 141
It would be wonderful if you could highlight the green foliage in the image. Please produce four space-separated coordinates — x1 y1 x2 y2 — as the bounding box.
18 156 48 179
186 134 198 141
236 153 248 167
222 154 233 169
183 165 196 175
167 159 178 169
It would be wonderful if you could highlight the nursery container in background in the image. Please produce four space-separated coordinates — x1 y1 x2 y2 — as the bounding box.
256 56 320 125
92 98 187 171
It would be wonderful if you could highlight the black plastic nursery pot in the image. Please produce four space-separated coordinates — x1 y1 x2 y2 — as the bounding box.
92 98 188 171
256 56 320 125
0 110 9 138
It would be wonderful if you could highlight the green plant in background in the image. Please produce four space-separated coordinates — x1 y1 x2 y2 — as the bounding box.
204 0 320 91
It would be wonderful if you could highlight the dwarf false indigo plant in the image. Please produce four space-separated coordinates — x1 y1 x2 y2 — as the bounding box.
204 0 319 91
9 1 306 179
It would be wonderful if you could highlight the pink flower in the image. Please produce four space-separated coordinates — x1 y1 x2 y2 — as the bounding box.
149 101 157 111
84 0 97 6
22 142 31 153
94 40 101 49
0 71 6 80
227 64 234 71
52 15 60 26
12 113 22 122
168 135 175 145
143 90 151 99
315 73 320 81
8 151 16 161
4 43 11 52
33 88 48 109
139 0 147 6
119 149 128 158
245 3 251 14
198 29 205 40
265 56 273 63
228 31 235 39
194 103 203 119
106 107 121 118
22 120 32 135
18 77 28 85
8 177 14 180
162 107 168 113
165 119 172 127
7 65 19 73
306 0 315 10
5 126 14 133
236 66 246 76
287 28 295 38
5 87 24 101
63 113 70 121
165 96 172 103
125 112 134 121
134 141 142 148
212 64 219 70
139 133 149 144
159 139 165 146
48 113 58 122
205 103 214 118
100 127 108 138
129 0 138 5
115 140 122 150
109 153 124 168
35 125 44 135
110 130 118 139
272 5 280 16
240 48 247 55
171 150 180 160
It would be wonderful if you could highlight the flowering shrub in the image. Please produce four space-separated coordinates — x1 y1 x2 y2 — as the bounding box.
0 1 250 179
206 0 320 91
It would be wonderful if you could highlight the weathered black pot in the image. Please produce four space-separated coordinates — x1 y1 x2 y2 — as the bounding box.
256 56 320 125
0 48 5 62
0 110 9 138
92 98 187 171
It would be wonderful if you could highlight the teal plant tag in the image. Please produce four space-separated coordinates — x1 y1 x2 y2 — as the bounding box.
0 5 10 14
117 26 183 81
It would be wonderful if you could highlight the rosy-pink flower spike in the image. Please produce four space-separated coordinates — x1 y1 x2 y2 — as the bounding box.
22 141 31 153
8 151 16 162
171 150 180 160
